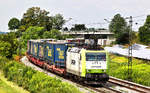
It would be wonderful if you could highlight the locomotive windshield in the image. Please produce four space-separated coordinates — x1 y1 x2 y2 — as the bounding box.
86 53 106 61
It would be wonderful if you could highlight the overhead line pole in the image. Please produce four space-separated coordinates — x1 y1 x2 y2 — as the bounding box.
128 16 133 81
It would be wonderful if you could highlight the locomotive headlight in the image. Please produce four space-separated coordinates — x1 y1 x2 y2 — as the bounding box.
86 69 91 73
86 70 89 72
102 69 106 72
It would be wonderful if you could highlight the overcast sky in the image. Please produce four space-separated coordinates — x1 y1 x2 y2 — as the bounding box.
0 0 150 32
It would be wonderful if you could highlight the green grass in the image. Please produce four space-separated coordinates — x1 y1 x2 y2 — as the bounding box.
0 72 29 93
0 79 20 93
108 54 150 86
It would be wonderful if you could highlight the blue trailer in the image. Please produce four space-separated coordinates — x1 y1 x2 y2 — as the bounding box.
53 43 68 67
44 43 54 64
28 40 76 68
43 42 75 68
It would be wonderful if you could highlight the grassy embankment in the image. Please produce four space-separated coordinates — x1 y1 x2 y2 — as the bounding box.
0 71 29 93
108 54 150 86
0 56 82 93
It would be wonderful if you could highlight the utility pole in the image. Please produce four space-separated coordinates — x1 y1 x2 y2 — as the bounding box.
128 16 133 81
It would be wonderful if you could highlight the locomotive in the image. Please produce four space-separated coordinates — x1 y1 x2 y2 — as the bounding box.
26 39 109 84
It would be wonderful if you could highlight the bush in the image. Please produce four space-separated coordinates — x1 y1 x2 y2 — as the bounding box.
0 33 19 58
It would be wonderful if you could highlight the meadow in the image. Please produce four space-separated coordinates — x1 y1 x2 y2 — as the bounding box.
108 54 150 86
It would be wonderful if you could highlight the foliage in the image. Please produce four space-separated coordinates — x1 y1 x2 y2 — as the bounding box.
0 58 81 93
21 26 45 48
21 26 73 48
63 27 68 31
71 24 86 31
42 29 72 39
0 33 19 58
42 29 61 39
8 18 20 30
138 15 150 45
20 7 51 31
109 14 127 34
18 7 65 32
109 14 129 44
0 41 11 57
88 28 95 31
108 54 150 86
51 14 65 30
115 31 129 44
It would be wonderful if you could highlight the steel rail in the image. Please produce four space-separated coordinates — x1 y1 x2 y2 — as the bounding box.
109 76 150 93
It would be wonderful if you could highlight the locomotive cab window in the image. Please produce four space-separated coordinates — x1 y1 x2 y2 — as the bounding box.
86 53 106 61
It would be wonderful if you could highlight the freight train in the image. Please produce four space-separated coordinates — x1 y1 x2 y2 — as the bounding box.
26 39 109 84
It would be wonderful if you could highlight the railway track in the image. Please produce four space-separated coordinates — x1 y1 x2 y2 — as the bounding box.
108 76 150 93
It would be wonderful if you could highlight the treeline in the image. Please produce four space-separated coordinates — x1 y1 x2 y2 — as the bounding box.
0 7 73 58
8 7 65 32
8 7 73 47
109 14 150 45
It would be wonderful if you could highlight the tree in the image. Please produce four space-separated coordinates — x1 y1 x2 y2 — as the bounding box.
63 27 68 31
0 32 19 58
0 41 11 57
71 24 86 31
51 14 65 30
43 29 62 39
88 28 95 31
43 29 72 39
20 7 65 32
109 14 129 44
8 18 20 30
21 26 45 48
20 7 51 31
138 15 150 45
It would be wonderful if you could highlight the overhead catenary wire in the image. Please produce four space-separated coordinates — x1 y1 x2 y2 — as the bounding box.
65 14 148 30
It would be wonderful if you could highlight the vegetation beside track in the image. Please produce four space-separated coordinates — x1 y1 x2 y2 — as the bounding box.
0 56 82 93
0 71 29 93
108 54 150 86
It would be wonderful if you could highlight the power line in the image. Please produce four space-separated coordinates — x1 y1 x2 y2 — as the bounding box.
134 19 145 22
132 14 146 19
65 14 147 29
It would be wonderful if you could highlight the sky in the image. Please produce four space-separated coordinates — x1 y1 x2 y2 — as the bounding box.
0 0 150 32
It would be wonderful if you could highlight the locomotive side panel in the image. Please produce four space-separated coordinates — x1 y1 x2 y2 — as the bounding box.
66 49 81 76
